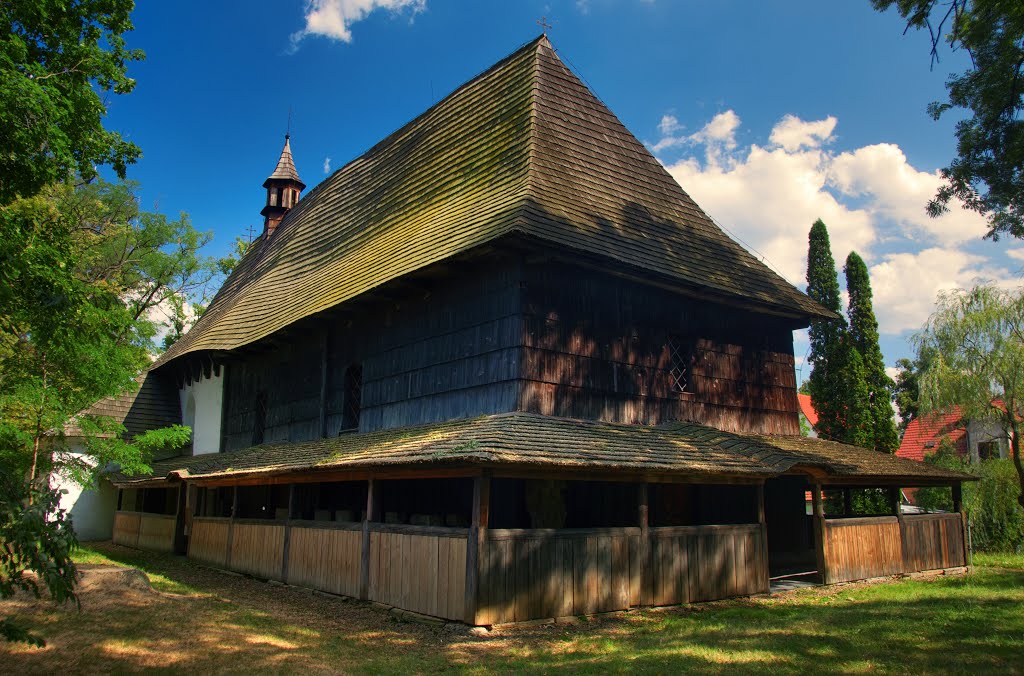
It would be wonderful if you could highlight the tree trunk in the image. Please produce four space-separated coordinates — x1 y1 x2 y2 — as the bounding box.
1010 418 1023 509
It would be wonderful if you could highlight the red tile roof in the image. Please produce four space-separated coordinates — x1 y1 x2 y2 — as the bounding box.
896 407 968 462
797 394 818 427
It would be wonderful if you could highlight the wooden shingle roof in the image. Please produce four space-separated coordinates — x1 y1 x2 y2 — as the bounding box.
112 412 971 487
264 135 303 186
67 372 180 440
156 36 832 369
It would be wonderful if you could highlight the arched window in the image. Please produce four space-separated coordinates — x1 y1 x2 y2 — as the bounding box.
341 364 362 432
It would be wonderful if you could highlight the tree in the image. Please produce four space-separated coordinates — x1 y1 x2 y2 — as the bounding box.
872 1 1024 239
914 284 1024 506
845 252 900 452
892 345 937 433
805 220 872 445
0 0 143 205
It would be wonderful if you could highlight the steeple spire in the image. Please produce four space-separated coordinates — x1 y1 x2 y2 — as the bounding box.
260 134 306 238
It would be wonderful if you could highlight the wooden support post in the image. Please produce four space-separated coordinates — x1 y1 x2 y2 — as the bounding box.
638 482 650 606
953 482 969 567
117 489 123 511
173 484 189 555
465 474 490 625
842 488 853 518
890 486 908 573
757 482 769 592
280 484 297 583
359 478 377 600
225 486 238 569
318 329 329 438
811 482 827 584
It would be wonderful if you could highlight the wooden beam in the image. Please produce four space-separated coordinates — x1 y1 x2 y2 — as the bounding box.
359 478 377 600
638 482 651 606
319 328 329 438
280 484 297 583
225 486 238 569
465 474 490 625
811 482 827 584
890 486 908 573
757 482 769 593
953 482 969 567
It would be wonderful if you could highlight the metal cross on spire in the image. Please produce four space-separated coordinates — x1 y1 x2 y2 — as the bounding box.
244 224 258 244
536 16 552 34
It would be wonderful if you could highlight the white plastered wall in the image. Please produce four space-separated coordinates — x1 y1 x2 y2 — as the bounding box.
52 442 118 541
180 372 224 455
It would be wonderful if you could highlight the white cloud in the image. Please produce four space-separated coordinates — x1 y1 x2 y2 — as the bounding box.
868 248 1005 333
653 110 1013 339
829 143 988 245
290 0 425 49
323 156 332 174
576 0 591 15
769 114 836 151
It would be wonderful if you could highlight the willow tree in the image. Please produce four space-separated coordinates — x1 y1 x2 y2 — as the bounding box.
845 252 899 452
916 285 1024 506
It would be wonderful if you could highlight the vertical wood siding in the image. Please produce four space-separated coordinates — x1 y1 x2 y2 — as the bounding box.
368 528 468 621
823 517 904 583
112 512 141 548
286 525 363 597
903 514 966 572
647 525 768 606
476 528 642 625
229 522 286 580
188 518 230 567
136 514 176 553
519 265 801 435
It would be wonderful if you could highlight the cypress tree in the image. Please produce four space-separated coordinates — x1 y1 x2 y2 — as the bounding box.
805 220 871 444
844 251 900 453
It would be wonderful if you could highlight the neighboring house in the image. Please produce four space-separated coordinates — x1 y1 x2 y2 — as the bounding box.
104 37 971 625
58 374 180 540
897 406 1011 464
797 393 818 438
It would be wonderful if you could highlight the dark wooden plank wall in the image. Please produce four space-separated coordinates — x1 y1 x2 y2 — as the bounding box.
822 517 904 583
518 265 801 435
221 260 525 449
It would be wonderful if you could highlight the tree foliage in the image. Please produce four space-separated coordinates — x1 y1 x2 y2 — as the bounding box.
845 252 900 452
892 347 937 434
806 221 875 446
0 0 143 205
915 284 1024 506
873 0 1024 239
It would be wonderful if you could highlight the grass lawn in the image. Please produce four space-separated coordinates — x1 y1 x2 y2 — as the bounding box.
2 543 1023 674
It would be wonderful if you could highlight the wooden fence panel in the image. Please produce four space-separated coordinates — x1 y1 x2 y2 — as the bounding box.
478 528 641 625
137 514 176 553
188 518 230 567
823 517 903 583
367 527 467 621
648 524 767 606
230 522 286 580
903 514 966 572
286 525 362 597
112 511 141 548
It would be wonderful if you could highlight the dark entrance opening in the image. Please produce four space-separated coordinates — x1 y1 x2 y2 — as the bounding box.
764 475 819 581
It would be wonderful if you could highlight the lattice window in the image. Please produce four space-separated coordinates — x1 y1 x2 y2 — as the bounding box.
341 364 362 432
668 335 694 394
252 390 267 445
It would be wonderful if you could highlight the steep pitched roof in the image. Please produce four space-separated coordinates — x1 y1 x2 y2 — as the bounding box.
896 408 968 462
66 372 181 440
797 394 818 427
156 36 832 369
112 412 971 487
264 135 303 186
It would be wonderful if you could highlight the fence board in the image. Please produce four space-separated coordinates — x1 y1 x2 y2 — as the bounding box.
367 528 467 621
137 514 176 553
112 512 141 548
823 517 903 583
287 525 362 597
903 514 966 572
189 518 229 567
230 522 286 580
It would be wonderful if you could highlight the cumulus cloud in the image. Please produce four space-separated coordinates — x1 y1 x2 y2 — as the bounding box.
290 0 425 49
1005 248 1024 262
768 114 836 151
653 109 1011 337
323 156 332 174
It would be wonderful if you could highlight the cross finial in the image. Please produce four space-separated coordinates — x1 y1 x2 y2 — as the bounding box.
286 106 292 139
536 16 552 34
245 224 257 244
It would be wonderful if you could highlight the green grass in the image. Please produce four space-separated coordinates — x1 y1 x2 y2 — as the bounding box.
2 543 1022 673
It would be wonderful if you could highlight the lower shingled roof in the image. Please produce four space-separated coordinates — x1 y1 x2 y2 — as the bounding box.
112 412 973 487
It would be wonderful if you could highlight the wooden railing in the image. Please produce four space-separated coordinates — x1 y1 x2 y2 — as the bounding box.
903 513 966 572
647 524 768 605
822 516 904 584
189 517 230 567
287 523 363 598
476 527 641 625
112 511 176 553
367 525 468 621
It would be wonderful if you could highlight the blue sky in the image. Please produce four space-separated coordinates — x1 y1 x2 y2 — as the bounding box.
108 0 1022 381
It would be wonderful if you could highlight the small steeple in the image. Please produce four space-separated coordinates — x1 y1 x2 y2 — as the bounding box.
260 134 306 238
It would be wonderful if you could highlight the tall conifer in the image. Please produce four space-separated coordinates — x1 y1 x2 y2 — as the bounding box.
805 220 871 444
844 252 899 453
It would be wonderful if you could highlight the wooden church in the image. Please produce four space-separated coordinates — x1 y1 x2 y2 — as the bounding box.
109 36 970 625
